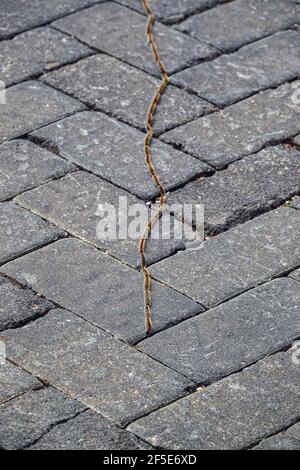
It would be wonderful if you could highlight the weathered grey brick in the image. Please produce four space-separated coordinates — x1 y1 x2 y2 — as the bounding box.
162 81 300 168
172 31 300 107
149 207 300 308
128 349 300 450
116 0 225 24
0 203 65 265
294 134 300 147
0 362 41 404
42 55 215 134
1 239 203 343
30 111 210 201
15 170 188 268
178 0 300 52
289 268 300 282
53 3 217 77
29 410 151 450
253 423 300 450
0 27 92 87
168 146 300 235
0 81 84 144
3 308 194 426
0 0 105 39
0 387 85 449
0 140 75 202
0 278 53 331
139 278 300 383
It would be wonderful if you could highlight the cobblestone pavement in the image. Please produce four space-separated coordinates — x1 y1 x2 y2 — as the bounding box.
0 0 300 450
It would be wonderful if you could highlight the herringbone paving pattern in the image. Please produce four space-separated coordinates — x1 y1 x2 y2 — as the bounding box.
0 0 300 450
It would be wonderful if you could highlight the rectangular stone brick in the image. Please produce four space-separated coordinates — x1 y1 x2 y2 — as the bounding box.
0 81 84 144
15 170 188 269
0 139 75 202
0 202 65 265
0 27 92 87
178 0 300 52
29 111 211 201
29 410 151 450
0 0 105 39
0 362 41 405
149 207 300 307
138 278 300 383
0 278 53 331
42 55 216 135
162 81 300 168
116 0 224 24
1 239 203 343
128 349 300 449
3 308 194 426
254 423 300 450
290 268 300 282
0 387 85 449
168 146 300 235
53 2 217 77
172 31 300 107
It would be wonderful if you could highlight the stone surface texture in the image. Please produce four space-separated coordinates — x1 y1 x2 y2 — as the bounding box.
1 0 300 451
128 349 300 449
0 26 92 87
42 55 215 134
0 387 86 449
0 202 65 265
172 31 300 107
29 111 211 201
0 139 75 202
162 81 300 168
0 81 84 144
168 145 300 234
3 308 194 426
178 0 300 52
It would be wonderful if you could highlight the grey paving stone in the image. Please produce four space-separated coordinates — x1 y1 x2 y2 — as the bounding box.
1 239 203 343
178 0 300 52
172 30 300 107
162 81 300 168
0 0 105 39
42 55 216 134
0 27 92 87
3 308 194 426
0 387 86 449
128 349 300 450
149 207 300 308
168 146 300 235
289 268 300 282
29 111 211 201
53 3 217 77
0 202 65 265
15 170 188 269
253 423 300 450
0 139 75 202
0 81 84 144
294 134 300 147
0 362 41 404
0 278 53 331
29 410 151 450
139 278 300 383
116 0 225 24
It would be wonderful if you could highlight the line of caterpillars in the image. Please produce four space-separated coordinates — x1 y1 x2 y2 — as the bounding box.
139 0 170 334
